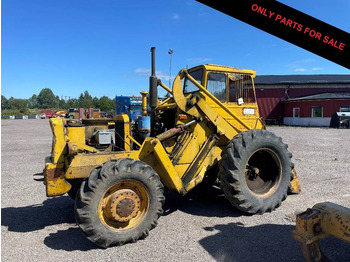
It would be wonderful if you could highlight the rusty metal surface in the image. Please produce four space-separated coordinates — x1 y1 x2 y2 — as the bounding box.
45 167 64 182
293 202 350 262
108 189 141 222
156 126 182 142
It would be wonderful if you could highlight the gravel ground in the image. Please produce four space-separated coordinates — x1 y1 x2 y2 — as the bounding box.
2 119 350 262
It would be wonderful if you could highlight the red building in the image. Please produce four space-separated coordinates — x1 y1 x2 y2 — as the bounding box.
282 92 350 126
254 75 350 126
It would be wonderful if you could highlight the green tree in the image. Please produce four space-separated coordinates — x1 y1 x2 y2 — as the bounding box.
59 98 67 109
1 95 8 110
37 88 59 109
66 98 79 108
92 96 100 109
99 96 114 111
27 94 38 109
78 90 94 108
8 97 28 112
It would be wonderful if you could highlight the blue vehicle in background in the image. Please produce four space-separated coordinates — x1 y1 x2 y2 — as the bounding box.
115 96 143 122
116 95 151 142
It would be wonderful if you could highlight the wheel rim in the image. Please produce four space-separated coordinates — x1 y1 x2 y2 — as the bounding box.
245 148 282 198
98 180 150 231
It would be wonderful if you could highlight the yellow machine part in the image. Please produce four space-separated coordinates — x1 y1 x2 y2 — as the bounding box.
292 202 350 262
139 137 183 192
44 116 137 196
172 68 265 142
66 151 139 179
289 169 301 194
44 160 72 197
44 64 300 199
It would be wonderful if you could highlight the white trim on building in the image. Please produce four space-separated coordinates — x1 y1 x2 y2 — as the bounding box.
283 117 331 127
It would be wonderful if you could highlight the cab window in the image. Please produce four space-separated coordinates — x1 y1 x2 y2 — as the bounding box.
183 69 203 93
207 72 226 102
229 73 254 103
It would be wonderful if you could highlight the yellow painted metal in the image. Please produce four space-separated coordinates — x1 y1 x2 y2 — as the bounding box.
49 117 67 164
67 126 85 145
140 91 148 116
289 169 301 193
114 114 131 151
127 134 142 148
139 138 183 192
66 126 99 154
98 180 150 231
182 136 221 193
44 160 71 197
292 202 350 262
159 81 172 94
44 62 298 201
45 114 139 194
172 71 201 118
196 98 241 140
67 140 98 154
167 122 205 177
66 151 139 179
82 119 111 140
199 64 257 76
172 66 264 141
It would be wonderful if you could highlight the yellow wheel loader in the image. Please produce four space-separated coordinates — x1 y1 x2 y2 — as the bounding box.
43 47 300 248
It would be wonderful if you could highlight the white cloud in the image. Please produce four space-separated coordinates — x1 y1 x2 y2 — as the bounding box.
173 13 180 20
294 68 307 72
311 67 324 71
125 68 172 82
294 67 325 72
187 58 212 64
288 58 325 73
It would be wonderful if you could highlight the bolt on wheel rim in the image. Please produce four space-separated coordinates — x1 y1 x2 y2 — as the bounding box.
98 180 150 231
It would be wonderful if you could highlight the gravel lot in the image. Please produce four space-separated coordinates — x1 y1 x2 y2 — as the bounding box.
2 119 350 262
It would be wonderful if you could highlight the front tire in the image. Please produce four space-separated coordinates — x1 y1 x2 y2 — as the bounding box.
219 129 293 214
75 158 165 248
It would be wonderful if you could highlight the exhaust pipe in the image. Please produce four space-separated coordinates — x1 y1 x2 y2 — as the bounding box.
149 47 158 109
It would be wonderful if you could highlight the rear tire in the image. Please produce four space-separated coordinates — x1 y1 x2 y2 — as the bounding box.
75 158 165 248
67 179 83 199
219 129 293 214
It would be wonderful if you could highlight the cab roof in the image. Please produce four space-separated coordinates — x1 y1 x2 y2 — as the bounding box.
189 64 256 77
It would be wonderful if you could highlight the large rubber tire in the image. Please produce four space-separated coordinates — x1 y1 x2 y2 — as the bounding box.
67 179 83 199
219 129 293 214
74 158 165 248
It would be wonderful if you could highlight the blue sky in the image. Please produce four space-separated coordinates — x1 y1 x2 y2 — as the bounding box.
2 0 350 99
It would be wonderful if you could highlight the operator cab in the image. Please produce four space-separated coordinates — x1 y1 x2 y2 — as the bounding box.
183 64 257 104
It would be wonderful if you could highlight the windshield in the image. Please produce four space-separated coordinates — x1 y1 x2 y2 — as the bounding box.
183 69 203 93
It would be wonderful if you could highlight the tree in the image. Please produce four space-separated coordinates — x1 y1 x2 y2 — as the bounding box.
92 97 100 109
27 94 38 109
37 88 59 109
59 98 67 109
66 98 79 108
1 95 8 110
99 96 114 111
78 90 94 108
8 97 28 112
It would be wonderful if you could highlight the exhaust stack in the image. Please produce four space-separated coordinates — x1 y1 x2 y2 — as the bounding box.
149 47 158 109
